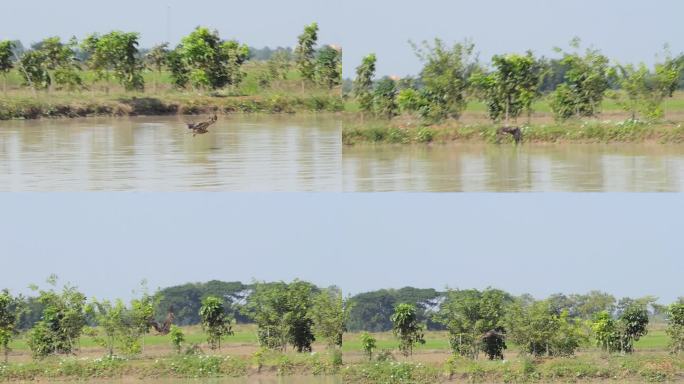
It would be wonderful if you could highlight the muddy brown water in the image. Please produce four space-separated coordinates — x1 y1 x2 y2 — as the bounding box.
0 115 342 191
2 116 683 191
343 143 684 192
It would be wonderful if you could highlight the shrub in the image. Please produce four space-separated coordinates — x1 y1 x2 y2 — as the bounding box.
415 127 435 143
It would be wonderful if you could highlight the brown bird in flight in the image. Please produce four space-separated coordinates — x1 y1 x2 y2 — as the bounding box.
187 114 218 136
148 307 175 335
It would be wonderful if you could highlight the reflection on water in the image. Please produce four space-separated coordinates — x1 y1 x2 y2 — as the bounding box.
343 143 684 192
3 117 683 192
0 116 341 191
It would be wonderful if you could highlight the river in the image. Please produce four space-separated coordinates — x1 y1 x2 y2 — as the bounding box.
0 115 341 191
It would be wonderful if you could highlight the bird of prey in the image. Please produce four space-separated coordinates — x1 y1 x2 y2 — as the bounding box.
187 114 218 136
148 308 175 335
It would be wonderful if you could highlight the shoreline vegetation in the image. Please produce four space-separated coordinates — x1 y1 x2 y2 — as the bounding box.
1 350 683 383
2 279 684 383
341 115 684 145
0 23 342 120
0 92 344 120
343 38 684 146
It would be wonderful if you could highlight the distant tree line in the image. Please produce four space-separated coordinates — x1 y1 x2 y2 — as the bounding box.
3 277 684 362
351 38 683 124
248 46 293 61
0 22 341 94
10 280 676 332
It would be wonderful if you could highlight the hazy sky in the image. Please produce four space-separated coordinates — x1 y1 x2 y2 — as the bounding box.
2 0 683 77
1 194 681 303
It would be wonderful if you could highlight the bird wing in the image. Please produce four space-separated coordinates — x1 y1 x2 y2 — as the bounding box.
186 116 217 132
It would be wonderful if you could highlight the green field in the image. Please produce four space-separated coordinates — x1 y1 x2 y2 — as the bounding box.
342 91 684 115
342 118 684 145
5 324 671 355
0 64 343 120
2 62 305 95
1 325 682 383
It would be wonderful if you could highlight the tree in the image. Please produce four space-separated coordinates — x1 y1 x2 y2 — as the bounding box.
316 45 342 89
471 51 544 124
353 53 377 114
154 280 250 326
591 311 619 353
20 37 81 91
613 56 680 121
411 39 477 122
391 303 425 357
82 31 145 91
267 49 292 81
283 281 316 353
666 304 684 355
27 277 87 359
87 299 129 357
222 39 250 88
572 291 616 319
397 88 428 115
166 48 190 89
172 27 248 90
37 37 82 91
146 43 169 92
592 304 648 354
18 50 50 90
129 288 156 353
676 54 684 89
0 40 15 94
199 296 233 350
87 287 155 358
245 280 316 352
245 282 289 351
618 304 649 353
0 290 22 363
311 287 351 350
295 22 319 83
477 289 508 360
347 287 442 332
506 299 587 357
81 34 112 91
373 77 398 119
360 332 377 361
435 288 509 360
169 325 185 354
550 40 612 120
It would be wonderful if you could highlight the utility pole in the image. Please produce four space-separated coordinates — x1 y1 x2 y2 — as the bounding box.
166 5 171 43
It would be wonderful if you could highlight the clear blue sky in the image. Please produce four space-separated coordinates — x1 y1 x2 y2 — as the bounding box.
2 0 683 77
1 194 681 303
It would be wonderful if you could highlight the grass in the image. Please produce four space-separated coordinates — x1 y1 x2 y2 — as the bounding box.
342 118 684 145
2 63 305 95
1 325 680 382
1 350 682 383
464 96 684 114
0 65 343 120
6 325 672 356
8 324 257 351
431 91 684 115
341 91 684 145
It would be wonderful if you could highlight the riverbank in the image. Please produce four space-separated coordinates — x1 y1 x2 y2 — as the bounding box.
1 352 682 383
342 117 684 145
0 93 343 120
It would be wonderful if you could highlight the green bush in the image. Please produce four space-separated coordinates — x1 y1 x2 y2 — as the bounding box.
156 354 246 378
376 349 395 362
342 361 439 384
276 354 294 376
415 127 435 143
387 127 410 143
